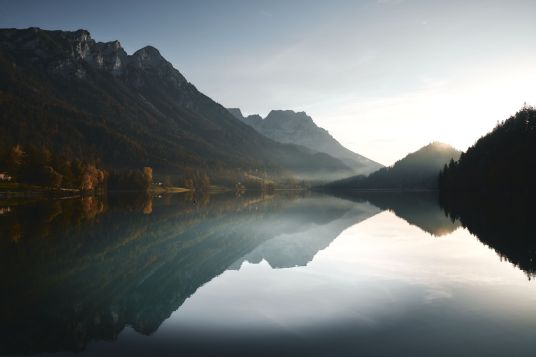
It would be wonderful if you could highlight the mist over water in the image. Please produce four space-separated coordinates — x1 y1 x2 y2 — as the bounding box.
1 192 535 357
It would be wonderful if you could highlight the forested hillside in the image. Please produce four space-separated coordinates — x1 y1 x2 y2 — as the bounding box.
323 142 460 190
0 28 352 190
439 106 536 192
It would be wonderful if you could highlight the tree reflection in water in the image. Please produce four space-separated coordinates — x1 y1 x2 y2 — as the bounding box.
0 191 534 355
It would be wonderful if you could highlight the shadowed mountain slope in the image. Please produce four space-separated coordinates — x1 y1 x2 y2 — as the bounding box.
0 28 352 182
323 142 461 190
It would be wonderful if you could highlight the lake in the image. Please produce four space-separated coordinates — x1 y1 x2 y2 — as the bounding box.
1 192 535 356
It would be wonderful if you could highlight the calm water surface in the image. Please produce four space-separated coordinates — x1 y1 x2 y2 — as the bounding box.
0 192 535 356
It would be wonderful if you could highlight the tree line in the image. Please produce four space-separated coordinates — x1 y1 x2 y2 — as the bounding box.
439 106 536 193
0 144 152 192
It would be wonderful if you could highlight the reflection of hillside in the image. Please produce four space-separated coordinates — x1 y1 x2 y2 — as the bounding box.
440 193 536 279
329 191 460 237
0 193 376 355
0 196 107 244
234 198 380 268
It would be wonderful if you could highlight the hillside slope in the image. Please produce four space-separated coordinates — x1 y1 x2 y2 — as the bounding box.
0 28 352 182
439 107 536 192
323 142 461 190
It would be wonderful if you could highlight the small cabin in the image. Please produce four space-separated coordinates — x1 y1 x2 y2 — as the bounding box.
0 172 13 182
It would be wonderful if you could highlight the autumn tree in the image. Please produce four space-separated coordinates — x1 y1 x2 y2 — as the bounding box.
80 164 106 192
143 167 153 187
6 144 25 179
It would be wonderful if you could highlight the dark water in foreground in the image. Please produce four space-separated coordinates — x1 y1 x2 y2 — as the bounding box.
0 192 535 356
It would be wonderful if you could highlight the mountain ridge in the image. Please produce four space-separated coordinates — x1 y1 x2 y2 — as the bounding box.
323 142 461 190
0 27 354 184
228 107 383 175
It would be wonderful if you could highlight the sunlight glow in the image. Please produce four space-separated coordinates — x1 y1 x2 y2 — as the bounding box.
313 64 536 165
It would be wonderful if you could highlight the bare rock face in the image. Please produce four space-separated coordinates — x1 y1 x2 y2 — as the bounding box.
92 40 128 75
0 28 130 77
0 28 184 81
131 46 167 69
0 27 190 93
129 46 188 89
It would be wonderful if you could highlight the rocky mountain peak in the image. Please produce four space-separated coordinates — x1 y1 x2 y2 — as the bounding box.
0 28 193 83
128 45 188 90
265 110 315 126
263 110 318 134
131 46 168 69
226 107 383 175
227 108 244 120
66 29 95 60
73 29 91 42
227 108 265 127
91 40 128 75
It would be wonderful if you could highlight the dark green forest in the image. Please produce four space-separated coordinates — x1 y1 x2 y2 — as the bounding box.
439 106 536 193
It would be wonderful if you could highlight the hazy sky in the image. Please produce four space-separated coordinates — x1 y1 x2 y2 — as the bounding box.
2 0 536 165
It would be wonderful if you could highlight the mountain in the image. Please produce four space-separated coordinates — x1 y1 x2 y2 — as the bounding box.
323 142 461 190
0 28 353 184
228 108 383 175
439 107 536 192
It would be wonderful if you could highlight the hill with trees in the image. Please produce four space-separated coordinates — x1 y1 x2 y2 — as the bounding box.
322 142 461 190
439 106 536 192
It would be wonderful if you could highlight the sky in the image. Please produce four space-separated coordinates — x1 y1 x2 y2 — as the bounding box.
1 0 536 165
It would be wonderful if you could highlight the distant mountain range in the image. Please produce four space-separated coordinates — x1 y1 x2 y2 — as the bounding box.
228 108 383 175
323 142 461 190
0 28 354 183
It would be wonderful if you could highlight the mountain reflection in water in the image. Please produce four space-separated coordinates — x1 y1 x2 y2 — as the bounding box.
0 192 535 356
